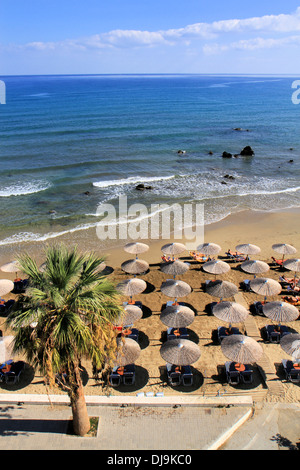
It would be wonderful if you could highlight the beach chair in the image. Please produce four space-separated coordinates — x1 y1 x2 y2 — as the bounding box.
252 301 265 316
239 365 253 384
181 365 193 386
271 257 284 268
241 279 251 292
127 328 139 342
109 367 122 387
282 360 300 383
4 361 25 384
265 325 290 343
225 250 247 262
282 296 300 306
123 364 135 385
225 361 240 385
166 363 182 386
217 326 240 343
167 327 189 340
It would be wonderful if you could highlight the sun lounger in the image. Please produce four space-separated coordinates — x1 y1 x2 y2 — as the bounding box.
167 327 189 340
252 301 265 316
189 251 209 263
225 361 240 384
225 250 247 262
181 365 193 386
239 365 253 384
217 326 240 343
282 359 300 383
109 368 122 387
4 361 25 384
162 255 178 263
282 296 300 306
271 257 284 267
123 364 135 385
265 325 290 343
13 279 28 294
279 276 300 287
0 299 15 315
166 363 182 386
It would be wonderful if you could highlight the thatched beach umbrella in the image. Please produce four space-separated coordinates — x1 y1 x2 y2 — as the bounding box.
235 243 261 257
124 242 149 259
196 243 221 255
272 243 297 261
113 304 143 327
160 305 195 328
280 333 300 360
240 260 270 278
262 301 299 324
160 279 191 302
121 259 149 275
212 301 249 325
161 243 186 256
116 278 147 302
0 260 21 277
250 277 281 300
160 338 201 366
0 279 14 297
160 260 189 278
283 258 300 274
221 334 263 364
114 337 141 367
202 260 230 279
0 335 14 365
206 280 238 300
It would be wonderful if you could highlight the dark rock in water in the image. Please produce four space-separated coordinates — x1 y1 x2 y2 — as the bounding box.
135 184 153 191
289 148 294 151
222 151 232 158
240 146 254 156
84 191 90 195
221 181 227 185
224 174 235 180
208 150 214 155
289 159 294 163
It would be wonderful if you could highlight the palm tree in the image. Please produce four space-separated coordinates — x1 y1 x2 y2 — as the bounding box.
6 244 122 436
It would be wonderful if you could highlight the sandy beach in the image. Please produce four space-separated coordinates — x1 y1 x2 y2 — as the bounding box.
1 207 300 403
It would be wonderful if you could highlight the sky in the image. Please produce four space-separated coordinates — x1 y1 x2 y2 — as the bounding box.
1 0 300 75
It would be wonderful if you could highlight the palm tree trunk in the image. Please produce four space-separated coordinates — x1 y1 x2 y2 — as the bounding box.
69 365 90 436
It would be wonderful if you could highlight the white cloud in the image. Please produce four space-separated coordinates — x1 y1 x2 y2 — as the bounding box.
9 7 300 52
203 35 300 55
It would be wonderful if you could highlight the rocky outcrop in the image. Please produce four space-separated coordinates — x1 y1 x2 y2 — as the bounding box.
135 184 153 191
240 146 254 156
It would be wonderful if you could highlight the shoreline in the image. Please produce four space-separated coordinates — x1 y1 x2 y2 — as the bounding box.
1 207 300 267
0 207 300 402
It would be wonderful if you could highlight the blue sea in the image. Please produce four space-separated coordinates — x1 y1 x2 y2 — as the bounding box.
0 74 300 247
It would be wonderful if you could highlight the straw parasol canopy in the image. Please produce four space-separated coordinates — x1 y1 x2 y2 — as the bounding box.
206 280 238 299
0 279 14 297
117 278 147 297
161 242 186 256
202 260 230 276
212 301 249 325
221 334 263 364
262 301 299 323
250 277 281 297
114 337 141 367
235 243 261 255
283 258 300 273
121 259 149 275
160 338 201 366
196 242 221 255
160 260 189 277
0 260 22 274
0 336 14 364
124 242 149 257
160 279 191 299
113 304 143 327
272 243 297 260
240 260 270 276
160 305 195 328
280 333 300 360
